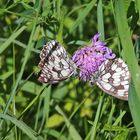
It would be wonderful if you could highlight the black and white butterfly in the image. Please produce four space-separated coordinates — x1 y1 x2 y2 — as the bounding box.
90 58 130 100
38 40 77 84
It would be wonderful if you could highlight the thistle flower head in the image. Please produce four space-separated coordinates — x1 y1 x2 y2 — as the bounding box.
72 33 116 81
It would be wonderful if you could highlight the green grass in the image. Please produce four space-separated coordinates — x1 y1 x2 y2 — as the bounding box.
0 0 140 139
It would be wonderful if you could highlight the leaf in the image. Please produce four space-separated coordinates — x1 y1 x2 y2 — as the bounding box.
69 0 97 34
0 113 38 140
128 83 140 138
0 70 14 80
113 130 129 140
21 81 41 95
115 0 140 138
52 83 68 99
135 0 140 14
85 95 103 140
46 114 64 128
43 129 67 140
97 0 105 40
0 26 26 54
55 105 82 140
104 124 128 131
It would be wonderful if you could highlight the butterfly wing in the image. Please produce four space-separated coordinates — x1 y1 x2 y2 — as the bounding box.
94 58 130 100
38 40 76 84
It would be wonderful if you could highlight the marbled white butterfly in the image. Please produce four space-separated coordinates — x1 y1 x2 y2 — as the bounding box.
38 40 77 84
90 58 130 100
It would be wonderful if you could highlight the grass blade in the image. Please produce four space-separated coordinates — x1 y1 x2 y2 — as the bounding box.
0 113 38 140
89 95 103 140
97 0 105 40
69 0 97 34
115 0 140 138
55 105 82 140
128 83 140 137
85 95 103 140
0 26 26 54
2 12 41 115
43 129 67 140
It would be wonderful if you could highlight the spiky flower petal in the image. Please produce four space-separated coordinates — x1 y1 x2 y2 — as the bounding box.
72 33 116 81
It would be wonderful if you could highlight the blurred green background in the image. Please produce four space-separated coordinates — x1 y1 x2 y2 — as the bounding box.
0 0 140 140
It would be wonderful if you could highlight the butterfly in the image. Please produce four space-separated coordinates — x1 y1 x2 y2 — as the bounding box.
90 58 130 100
38 40 77 84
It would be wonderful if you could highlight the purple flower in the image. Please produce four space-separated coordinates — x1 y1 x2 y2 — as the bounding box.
72 33 116 81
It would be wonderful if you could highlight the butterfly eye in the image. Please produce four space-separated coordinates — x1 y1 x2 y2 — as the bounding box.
38 40 77 84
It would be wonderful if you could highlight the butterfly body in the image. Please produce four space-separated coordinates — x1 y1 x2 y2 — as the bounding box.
38 40 77 84
90 58 130 100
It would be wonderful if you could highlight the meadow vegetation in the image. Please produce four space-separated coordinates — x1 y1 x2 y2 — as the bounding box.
0 0 140 139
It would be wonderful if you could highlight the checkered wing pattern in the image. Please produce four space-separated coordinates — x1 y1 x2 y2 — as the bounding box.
91 58 130 100
38 40 76 84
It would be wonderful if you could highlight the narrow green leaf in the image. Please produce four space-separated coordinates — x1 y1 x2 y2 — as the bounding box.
85 95 103 140
52 84 68 99
115 0 140 138
0 26 26 54
55 105 82 140
124 0 131 13
2 1 42 116
97 0 105 40
129 83 140 138
135 0 140 16
89 95 103 140
107 103 115 125
113 111 126 126
69 0 97 34
115 0 140 99
56 13 64 43
0 113 38 140
38 86 51 133
104 124 128 131
0 70 14 80
21 81 41 95
113 130 129 140
2 85 46 139
43 129 67 140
